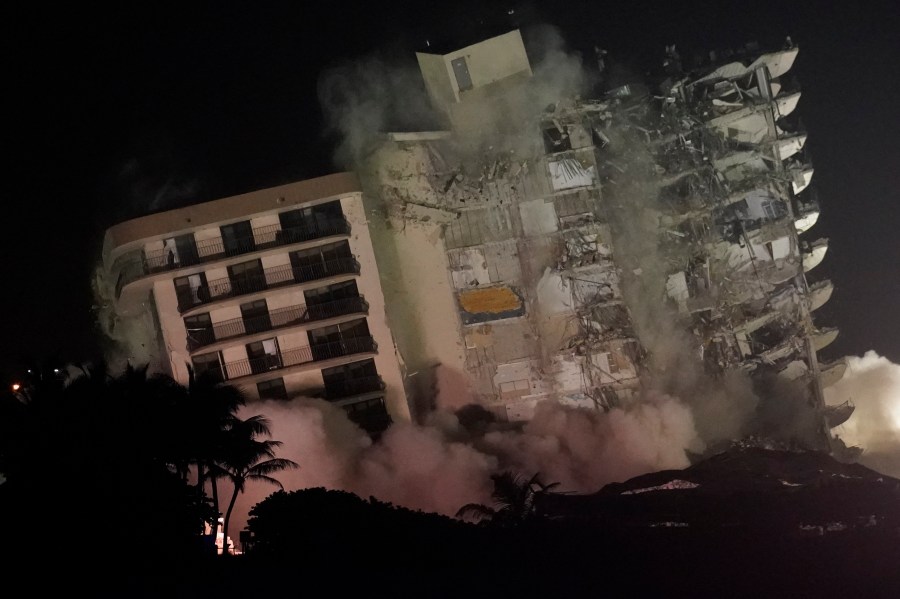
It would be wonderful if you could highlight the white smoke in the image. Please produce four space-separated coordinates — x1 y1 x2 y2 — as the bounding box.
480 391 700 491
224 393 699 546
825 351 900 477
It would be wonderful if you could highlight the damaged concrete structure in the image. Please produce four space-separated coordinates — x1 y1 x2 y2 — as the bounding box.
361 30 849 449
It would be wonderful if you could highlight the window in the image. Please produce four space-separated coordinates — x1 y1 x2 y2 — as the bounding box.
279 200 343 230
309 318 369 345
309 318 371 361
184 313 213 348
304 280 360 306
257 378 288 400
451 57 473 91
227 259 264 295
162 233 199 268
322 359 379 398
343 397 391 434
246 338 280 374
174 272 208 309
220 221 255 256
290 241 354 281
240 299 271 334
192 351 224 383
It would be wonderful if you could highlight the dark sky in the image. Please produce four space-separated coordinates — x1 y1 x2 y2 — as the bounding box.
3 0 899 380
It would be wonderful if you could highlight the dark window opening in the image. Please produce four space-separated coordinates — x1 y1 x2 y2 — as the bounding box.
305 280 360 306
277 201 347 244
221 221 255 256
184 312 213 349
309 318 371 361
305 280 364 320
241 299 271 335
343 397 392 436
322 358 381 398
257 377 288 400
542 124 571 154
162 233 200 269
174 272 209 310
280 201 343 229
246 338 281 374
451 57 473 92
192 351 224 383
228 259 265 295
290 241 355 282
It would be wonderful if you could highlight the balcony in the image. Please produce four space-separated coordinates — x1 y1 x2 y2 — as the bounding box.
177 257 360 312
221 336 378 381
187 296 369 350
112 218 352 293
146 218 350 272
325 375 386 400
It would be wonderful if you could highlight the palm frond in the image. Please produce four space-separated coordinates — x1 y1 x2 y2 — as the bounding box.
455 503 497 522
245 474 286 490
249 458 299 476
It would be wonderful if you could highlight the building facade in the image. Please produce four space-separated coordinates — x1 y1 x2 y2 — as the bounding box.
98 173 408 434
360 30 850 449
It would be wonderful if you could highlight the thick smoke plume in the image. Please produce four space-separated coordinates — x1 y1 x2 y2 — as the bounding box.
226 394 698 542
825 351 900 477
317 53 440 168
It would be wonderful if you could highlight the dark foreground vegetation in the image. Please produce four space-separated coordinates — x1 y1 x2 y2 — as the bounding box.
2 364 900 598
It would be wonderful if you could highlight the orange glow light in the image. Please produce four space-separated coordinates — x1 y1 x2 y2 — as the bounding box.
11 383 21 392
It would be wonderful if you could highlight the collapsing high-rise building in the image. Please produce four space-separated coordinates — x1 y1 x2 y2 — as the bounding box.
361 30 852 451
95 27 853 454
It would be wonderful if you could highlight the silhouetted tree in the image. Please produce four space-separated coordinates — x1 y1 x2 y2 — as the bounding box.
213 415 298 554
456 471 559 527
182 365 248 547
0 361 216 563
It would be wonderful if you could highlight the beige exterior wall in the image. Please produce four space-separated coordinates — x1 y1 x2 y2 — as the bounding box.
254 369 325 401
152 279 192 383
416 51 458 110
416 30 531 114
278 330 309 351
194 226 223 258
261 253 290 269
251 213 281 246
265 288 303 311
446 30 531 91
341 194 411 423
210 304 242 324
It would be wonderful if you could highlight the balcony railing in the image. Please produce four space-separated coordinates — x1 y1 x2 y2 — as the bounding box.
187 296 369 350
220 336 378 380
145 218 351 273
177 257 360 312
112 218 352 294
325 375 385 400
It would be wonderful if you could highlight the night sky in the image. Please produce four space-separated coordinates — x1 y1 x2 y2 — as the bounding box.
4 0 899 381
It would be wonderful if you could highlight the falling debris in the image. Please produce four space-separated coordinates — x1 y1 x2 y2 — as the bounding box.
358 27 846 453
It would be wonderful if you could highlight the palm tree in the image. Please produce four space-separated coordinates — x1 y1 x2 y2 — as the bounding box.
182 366 247 540
456 472 559 527
213 414 298 554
